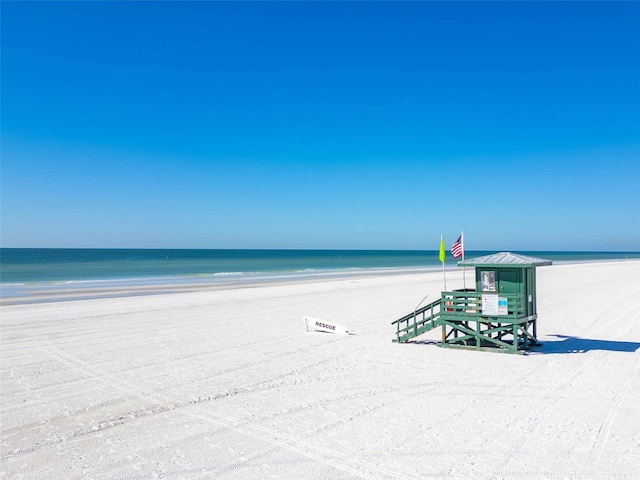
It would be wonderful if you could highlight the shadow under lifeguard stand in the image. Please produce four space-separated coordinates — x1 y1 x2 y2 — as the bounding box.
539 335 640 354
391 252 553 354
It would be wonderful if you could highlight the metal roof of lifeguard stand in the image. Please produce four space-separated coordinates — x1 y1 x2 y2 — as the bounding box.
391 252 552 354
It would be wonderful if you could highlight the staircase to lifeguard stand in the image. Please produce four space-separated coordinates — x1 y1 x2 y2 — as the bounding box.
392 298 442 344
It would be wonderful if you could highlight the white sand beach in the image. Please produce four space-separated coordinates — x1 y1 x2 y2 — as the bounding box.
2 260 640 479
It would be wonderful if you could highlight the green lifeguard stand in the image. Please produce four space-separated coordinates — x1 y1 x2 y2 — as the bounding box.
391 252 552 354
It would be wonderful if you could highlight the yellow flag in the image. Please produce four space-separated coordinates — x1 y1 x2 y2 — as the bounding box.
439 236 445 263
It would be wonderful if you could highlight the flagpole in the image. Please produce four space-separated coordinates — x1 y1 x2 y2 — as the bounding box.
462 231 466 289
443 255 446 291
440 235 447 291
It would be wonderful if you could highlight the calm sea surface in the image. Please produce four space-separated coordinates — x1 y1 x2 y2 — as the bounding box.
2 248 639 286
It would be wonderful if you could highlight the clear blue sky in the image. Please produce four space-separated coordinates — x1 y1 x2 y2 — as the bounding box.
2 2 639 251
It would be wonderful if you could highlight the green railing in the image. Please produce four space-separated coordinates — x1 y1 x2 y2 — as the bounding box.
440 291 526 319
391 298 442 343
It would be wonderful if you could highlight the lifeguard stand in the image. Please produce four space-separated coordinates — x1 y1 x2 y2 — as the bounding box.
391 252 552 354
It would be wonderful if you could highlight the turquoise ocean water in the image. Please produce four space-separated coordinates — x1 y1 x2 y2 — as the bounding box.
2 248 639 302
2 248 639 288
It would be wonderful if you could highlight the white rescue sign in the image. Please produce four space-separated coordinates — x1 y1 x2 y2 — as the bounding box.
303 316 354 335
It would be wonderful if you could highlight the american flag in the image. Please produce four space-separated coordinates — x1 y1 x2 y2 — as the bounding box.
451 235 463 259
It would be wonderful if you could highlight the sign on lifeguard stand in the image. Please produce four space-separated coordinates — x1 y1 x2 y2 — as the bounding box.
391 252 552 354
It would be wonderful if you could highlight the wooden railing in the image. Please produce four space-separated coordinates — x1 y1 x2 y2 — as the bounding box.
391 298 442 343
441 291 526 319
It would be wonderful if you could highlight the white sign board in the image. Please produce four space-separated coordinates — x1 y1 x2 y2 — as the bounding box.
482 294 499 315
482 295 508 315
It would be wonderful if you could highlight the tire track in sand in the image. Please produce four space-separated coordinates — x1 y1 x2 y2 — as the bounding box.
484 350 604 480
582 350 640 475
3 334 368 449
34 336 415 480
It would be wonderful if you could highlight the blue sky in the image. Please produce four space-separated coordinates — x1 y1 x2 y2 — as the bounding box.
2 2 639 251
